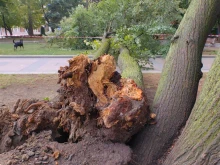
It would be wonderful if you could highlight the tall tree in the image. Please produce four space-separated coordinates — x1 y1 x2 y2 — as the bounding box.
130 0 220 164
18 0 44 36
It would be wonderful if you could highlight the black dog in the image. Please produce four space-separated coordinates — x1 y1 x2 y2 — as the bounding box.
13 39 24 50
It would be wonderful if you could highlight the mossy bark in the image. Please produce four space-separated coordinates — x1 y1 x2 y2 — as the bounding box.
164 54 220 165
130 0 220 164
94 38 111 59
118 47 144 89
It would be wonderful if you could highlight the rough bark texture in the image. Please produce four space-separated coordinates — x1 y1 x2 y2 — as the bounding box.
27 5 34 36
118 47 144 89
164 54 220 165
130 0 220 164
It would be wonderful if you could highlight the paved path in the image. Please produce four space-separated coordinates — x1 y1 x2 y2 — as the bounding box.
0 55 215 74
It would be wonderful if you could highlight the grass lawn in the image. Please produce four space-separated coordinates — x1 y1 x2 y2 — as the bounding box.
0 74 46 89
0 39 95 55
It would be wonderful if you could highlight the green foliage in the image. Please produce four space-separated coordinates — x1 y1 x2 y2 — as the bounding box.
179 0 191 9
58 0 184 61
85 39 102 50
53 4 102 49
45 0 83 31
43 97 50 101
0 0 22 33
113 26 158 64
19 0 45 31
0 0 6 7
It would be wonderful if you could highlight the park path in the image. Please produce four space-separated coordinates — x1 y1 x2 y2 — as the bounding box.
0 55 215 74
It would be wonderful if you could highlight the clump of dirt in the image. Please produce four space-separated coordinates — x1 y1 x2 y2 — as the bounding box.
0 54 151 165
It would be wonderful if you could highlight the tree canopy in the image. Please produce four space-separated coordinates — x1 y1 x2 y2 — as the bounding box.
57 0 186 63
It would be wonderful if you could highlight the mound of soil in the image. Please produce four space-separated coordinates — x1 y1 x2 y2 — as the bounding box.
0 130 132 165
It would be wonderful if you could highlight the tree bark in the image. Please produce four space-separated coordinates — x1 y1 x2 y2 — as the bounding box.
0 6 12 36
27 5 34 36
130 0 220 164
94 38 110 59
94 32 113 59
164 54 220 165
118 47 144 89
40 4 50 29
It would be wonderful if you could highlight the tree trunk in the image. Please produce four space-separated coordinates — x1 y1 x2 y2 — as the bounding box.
27 5 34 36
94 38 111 59
2 14 8 36
218 22 220 41
130 0 220 164
7 27 12 36
164 54 220 165
40 4 50 29
118 47 144 89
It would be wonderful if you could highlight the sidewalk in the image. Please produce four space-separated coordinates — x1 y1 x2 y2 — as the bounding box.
0 55 216 74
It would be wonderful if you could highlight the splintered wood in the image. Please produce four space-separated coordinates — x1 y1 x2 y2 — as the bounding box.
0 54 150 148
57 54 150 141
58 55 149 130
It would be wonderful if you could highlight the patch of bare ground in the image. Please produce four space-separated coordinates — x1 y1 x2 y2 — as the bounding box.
0 74 59 110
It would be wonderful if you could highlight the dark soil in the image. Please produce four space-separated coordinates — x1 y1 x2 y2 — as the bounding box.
0 130 132 165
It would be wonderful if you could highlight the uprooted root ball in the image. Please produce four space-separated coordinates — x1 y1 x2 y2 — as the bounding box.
0 54 151 164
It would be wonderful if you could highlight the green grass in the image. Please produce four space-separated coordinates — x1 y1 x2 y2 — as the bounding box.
0 74 34 88
0 74 55 89
203 49 218 55
0 40 95 55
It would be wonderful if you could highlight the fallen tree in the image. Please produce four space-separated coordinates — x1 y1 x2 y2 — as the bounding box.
0 54 151 165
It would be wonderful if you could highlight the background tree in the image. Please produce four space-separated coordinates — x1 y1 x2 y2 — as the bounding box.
39 0 51 32
18 0 45 36
83 0 100 9
45 0 83 32
0 0 21 35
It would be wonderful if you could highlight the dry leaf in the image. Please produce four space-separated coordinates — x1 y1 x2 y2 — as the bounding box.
53 150 60 160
